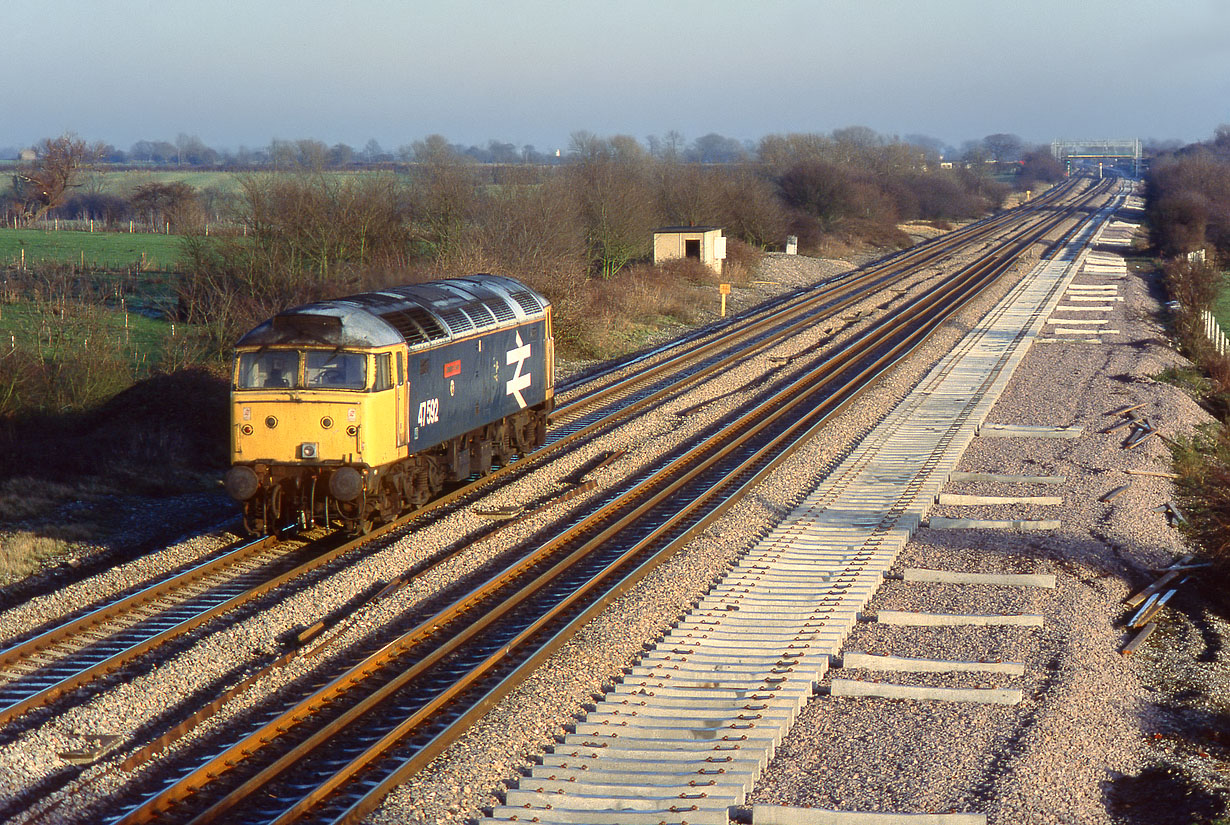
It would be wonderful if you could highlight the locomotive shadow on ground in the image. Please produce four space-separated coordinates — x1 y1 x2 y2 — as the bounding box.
905 524 1229 824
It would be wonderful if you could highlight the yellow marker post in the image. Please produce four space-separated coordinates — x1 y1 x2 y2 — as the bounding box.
719 283 731 317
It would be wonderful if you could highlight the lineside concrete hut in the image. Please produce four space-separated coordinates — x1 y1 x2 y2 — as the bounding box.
653 226 726 275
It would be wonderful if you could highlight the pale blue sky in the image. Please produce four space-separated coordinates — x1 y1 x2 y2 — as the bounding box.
5 0 1228 153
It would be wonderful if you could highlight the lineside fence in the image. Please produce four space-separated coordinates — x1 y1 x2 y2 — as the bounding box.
4 217 239 235
1200 308 1229 356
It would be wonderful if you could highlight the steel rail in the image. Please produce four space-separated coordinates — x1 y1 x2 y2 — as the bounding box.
109 182 1107 825
0 536 277 726
0 536 272 672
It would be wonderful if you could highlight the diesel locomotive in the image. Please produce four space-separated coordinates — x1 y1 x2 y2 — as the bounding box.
223 274 554 535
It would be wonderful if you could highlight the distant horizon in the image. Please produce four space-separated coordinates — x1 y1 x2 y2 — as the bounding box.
5 0 1227 156
0 128 1208 163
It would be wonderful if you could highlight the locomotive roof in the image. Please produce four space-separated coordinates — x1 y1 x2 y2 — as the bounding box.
235 274 549 350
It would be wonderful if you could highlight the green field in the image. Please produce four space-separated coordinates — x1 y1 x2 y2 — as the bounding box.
84 169 248 196
0 228 187 270
75 168 393 198
1213 268 1230 319
0 298 182 375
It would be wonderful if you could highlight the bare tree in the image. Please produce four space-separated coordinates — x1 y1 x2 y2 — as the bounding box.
568 130 607 162
178 172 411 354
688 133 746 164
407 135 479 262
130 182 205 232
295 139 329 169
11 134 105 224
714 168 789 249
362 139 387 163
564 136 655 278
657 163 719 227
329 143 355 167
269 139 296 170
983 133 1023 164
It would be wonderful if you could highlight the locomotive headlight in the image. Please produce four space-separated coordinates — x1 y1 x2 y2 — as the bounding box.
265 415 278 429
300 442 319 459
321 416 334 429
224 466 259 501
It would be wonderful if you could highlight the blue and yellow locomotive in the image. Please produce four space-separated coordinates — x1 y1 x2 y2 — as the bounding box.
223 274 554 535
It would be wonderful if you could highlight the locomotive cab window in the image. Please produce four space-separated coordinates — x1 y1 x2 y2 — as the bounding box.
373 352 393 391
237 351 301 389
305 351 366 390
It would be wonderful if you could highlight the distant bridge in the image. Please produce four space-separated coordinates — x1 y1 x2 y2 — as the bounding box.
1051 139 1142 176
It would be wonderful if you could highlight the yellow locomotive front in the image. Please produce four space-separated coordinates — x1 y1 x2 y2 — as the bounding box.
232 348 368 462
226 343 406 534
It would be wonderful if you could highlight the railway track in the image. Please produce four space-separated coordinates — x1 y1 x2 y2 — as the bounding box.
478 181 1132 825
93 181 1113 825
0 179 1094 744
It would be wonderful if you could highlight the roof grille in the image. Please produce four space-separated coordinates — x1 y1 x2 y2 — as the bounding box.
508 290 542 315
376 306 449 346
465 302 497 328
378 310 429 346
403 306 448 340
485 298 516 324
437 307 474 335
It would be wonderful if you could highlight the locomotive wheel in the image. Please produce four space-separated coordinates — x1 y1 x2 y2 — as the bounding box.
379 487 399 521
336 495 369 536
268 484 286 533
242 503 264 537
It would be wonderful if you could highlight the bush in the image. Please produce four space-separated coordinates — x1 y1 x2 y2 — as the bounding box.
722 238 763 284
177 173 413 355
778 161 853 230
1147 145 1230 259
57 192 133 227
0 298 135 419
1173 426 1230 587
1165 257 1220 310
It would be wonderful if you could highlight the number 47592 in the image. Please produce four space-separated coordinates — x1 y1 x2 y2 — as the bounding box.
417 398 440 426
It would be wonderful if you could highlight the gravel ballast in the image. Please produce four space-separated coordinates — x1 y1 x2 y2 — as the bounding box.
12 187 1223 825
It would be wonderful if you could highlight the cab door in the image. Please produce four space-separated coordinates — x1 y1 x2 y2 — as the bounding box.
396 349 409 448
